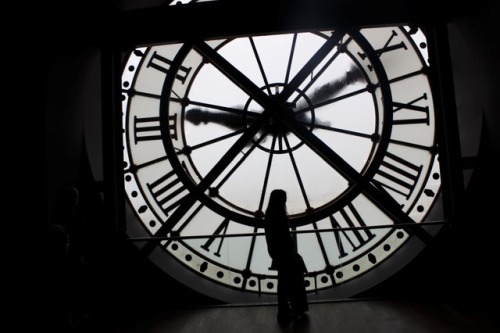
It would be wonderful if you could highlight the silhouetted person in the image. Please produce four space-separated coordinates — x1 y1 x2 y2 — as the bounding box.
264 189 309 323
47 186 92 332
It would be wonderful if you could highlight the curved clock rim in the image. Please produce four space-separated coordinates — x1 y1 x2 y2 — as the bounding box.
134 204 442 303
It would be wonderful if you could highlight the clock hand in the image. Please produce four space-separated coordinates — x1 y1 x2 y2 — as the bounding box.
185 107 274 144
185 107 249 128
306 64 364 105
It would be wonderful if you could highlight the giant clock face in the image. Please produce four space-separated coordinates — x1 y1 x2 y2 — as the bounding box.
121 26 443 302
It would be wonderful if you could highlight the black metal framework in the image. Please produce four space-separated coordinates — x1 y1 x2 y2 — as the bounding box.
102 0 464 302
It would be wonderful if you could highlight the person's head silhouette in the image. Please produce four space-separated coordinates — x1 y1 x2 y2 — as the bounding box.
267 189 287 212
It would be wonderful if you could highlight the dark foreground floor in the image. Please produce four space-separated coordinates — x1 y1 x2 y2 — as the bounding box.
96 298 499 333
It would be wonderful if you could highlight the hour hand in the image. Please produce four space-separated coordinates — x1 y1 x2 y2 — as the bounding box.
185 107 250 130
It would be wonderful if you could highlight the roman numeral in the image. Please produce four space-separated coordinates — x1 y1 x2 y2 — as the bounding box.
242 227 259 291
373 30 408 57
358 30 407 70
201 218 230 257
311 222 333 267
168 114 178 140
148 170 189 216
329 203 376 258
134 116 160 143
147 51 192 83
373 151 422 200
393 93 430 125
134 115 178 143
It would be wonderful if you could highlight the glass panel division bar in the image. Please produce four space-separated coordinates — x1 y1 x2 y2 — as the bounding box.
126 220 448 241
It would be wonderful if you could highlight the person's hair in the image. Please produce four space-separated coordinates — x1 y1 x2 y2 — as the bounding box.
265 189 287 216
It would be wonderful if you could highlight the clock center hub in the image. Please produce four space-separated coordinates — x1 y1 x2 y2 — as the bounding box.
247 84 315 154
267 101 296 136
